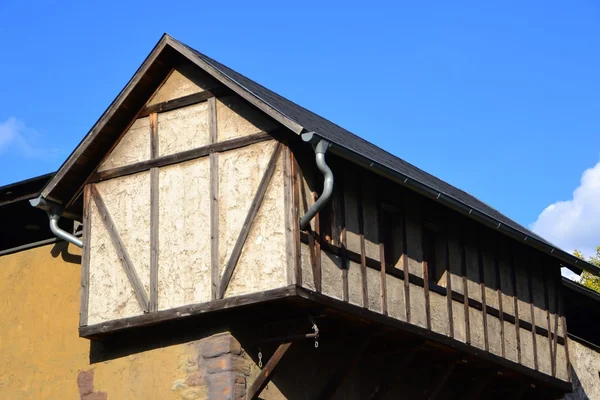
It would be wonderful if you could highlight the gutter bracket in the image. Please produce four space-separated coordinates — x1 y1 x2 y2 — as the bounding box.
30 196 83 248
299 132 334 231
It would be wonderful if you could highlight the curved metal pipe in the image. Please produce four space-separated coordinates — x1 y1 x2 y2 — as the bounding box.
299 137 334 231
30 196 83 248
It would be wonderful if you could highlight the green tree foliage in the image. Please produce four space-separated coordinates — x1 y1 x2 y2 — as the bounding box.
573 246 600 293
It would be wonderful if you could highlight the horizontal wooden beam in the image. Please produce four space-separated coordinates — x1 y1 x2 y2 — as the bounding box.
137 87 229 118
79 286 298 338
90 132 273 182
246 342 292 400
299 232 565 345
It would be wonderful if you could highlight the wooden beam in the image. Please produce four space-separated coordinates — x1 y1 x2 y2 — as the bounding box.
91 131 273 182
358 177 368 308
510 256 522 364
313 190 322 292
80 184 92 326
137 87 228 118
402 206 411 323
460 234 471 344
445 232 454 338
495 255 506 358
478 242 489 352
291 154 302 285
377 196 388 315
552 278 560 377
90 184 149 312
422 218 431 330
559 286 571 382
317 336 373 400
247 342 292 400
427 362 456 400
209 97 219 300
339 176 349 303
283 145 296 286
149 113 159 313
218 143 282 299
527 266 539 371
542 266 554 377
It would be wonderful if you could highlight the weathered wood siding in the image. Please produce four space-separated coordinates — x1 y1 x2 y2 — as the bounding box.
293 147 570 382
83 65 289 326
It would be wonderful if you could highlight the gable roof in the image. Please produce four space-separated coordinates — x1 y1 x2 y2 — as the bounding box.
37 33 599 276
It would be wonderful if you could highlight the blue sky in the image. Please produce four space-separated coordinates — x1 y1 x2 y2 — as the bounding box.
1 1 599 258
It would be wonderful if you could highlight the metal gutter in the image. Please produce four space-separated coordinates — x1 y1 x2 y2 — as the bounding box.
29 196 83 248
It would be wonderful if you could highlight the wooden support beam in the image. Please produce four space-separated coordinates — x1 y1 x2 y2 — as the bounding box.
552 278 560 377
422 217 431 331
79 184 92 326
495 254 506 358
209 97 219 300
91 131 273 182
559 286 571 382
542 266 554 377
90 184 149 312
339 177 349 303
219 143 282 299
317 336 373 400
149 113 159 313
291 154 302 285
460 234 471 344
313 190 322 292
377 196 388 315
137 87 228 118
427 362 456 400
444 233 454 338
510 256 522 364
358 178 368 308
477 242 489 352
283 145 296 286
247 342 292 400
402 206 411 323
527 266 539 371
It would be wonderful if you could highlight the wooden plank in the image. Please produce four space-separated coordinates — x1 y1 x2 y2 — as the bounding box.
283 145 296 286
218 143 282 299
542 266 554 377
528 266 539 371
427 362 456 400
247 342 292 400
80 286 297 338
91 131 273 182
313 190 322 292
445 232 454 338
402 203 411 323
339 176 349 303
510 256 522 364
149 168 159 312
552 278 560 377
137 88 225 118
460 234 471 344
478 242 489 352
559 285 571 382
377 195 388 315
209 97 219 300
291 154 302 285
317 336 373 399
357 179 368 308
422 218 431 330
90 184 149 312
149 112 159 313
79 184 92 326
495 255 505 358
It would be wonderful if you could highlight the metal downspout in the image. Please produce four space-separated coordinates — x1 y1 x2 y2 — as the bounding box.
299 132 334 231
29 196 83 248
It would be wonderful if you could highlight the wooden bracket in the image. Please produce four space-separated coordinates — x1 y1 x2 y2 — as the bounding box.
246 342 292 400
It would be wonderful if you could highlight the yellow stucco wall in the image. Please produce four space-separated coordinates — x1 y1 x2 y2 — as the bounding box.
0 242 195 399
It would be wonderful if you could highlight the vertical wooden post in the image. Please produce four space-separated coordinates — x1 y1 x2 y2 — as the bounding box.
80 184 92 326
291 155 302 285
559 282 572 382
357 175 368 308
510 255 522 364
527 263 539 371
313 190 322 292
402 211 410 323
460 233 471 345
444 230 454 338
422 218 431 331
149 112 159 312
208 97 220 300
477 241 489 352
340 176 349 303
283 144 296 286
494 254 505 358
542 264 555 377
377 187 388 315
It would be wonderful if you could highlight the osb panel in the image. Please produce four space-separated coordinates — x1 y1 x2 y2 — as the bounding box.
386 274 406 321
503 320 518 363
519 328 535 370
218 140 276 277
430 291 449 336
225 156 287 297
157 102 210 157
300 243 316 291
147 65 206 106
347 260 363 307
216 96 277 142
366 267 381 313
409 283 427 328
536 333 552 376
97 117 151 172
469 307 485 350
568 339 600 397
158 158 211 310
487 315 503 357
89 172 151 324
321 252 344 301
452 300 467 343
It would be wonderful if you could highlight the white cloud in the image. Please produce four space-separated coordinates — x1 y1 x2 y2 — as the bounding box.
0 117 58 159
531 159 600 277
